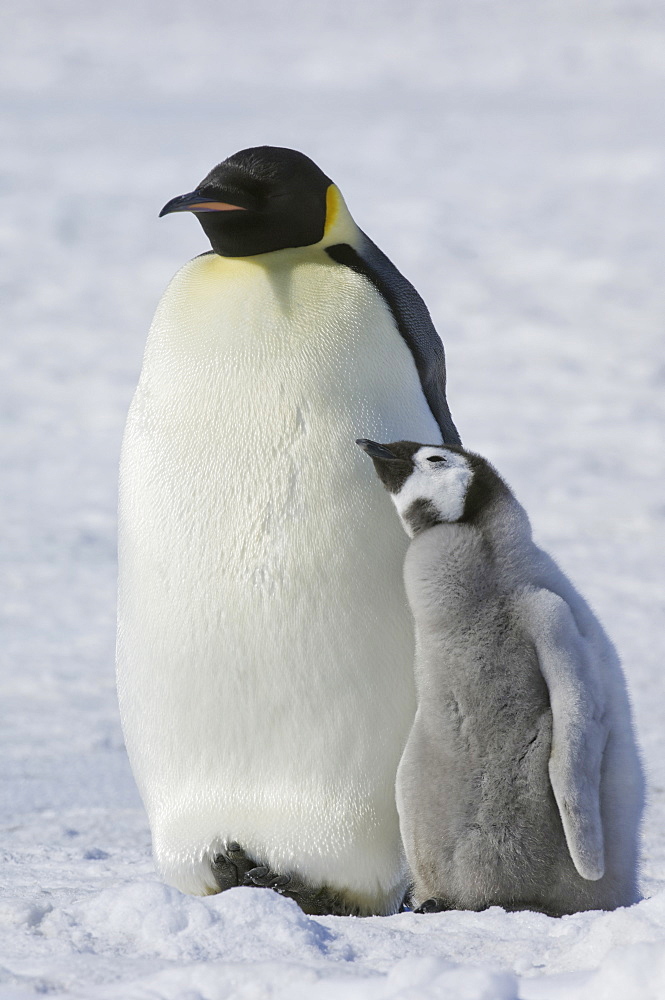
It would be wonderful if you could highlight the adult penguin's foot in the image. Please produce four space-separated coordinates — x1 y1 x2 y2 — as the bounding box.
244 866 365 916
211 842 258 891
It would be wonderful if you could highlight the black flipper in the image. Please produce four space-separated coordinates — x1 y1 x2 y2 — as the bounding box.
326 236 461 446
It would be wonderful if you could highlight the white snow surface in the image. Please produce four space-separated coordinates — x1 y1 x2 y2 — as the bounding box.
1 1 665 997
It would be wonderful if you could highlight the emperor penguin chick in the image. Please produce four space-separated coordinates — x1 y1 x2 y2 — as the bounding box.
357 439 643 915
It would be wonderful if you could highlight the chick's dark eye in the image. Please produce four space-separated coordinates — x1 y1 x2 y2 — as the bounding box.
427 456 445 463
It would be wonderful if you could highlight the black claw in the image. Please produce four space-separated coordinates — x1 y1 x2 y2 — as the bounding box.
211 843 259 892
244 866 289 889
242 865 293 890
246 866 269 880
210 854 239 892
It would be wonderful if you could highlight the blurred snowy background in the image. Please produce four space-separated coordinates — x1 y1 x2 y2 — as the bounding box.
1 0 664 997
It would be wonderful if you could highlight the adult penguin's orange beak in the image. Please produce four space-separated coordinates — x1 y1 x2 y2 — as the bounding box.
159 191 248 216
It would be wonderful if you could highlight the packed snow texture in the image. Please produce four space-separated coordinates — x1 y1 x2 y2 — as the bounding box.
1 0 665 997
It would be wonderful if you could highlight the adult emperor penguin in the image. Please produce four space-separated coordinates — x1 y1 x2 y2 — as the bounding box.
357 438 643 915
117 146 460 916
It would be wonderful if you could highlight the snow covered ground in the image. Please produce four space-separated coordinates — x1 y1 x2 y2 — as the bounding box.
1 1 665 996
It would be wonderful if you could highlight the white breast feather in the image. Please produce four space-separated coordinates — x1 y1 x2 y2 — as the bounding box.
117 246 441 902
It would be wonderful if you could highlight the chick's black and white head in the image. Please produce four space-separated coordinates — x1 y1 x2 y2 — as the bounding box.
160 146 333 257
356 439 475 538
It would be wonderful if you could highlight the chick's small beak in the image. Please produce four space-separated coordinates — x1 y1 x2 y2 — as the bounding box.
356 439 400 461
159 191 248 217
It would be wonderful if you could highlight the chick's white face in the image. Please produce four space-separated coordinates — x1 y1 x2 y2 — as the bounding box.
392 447 473 537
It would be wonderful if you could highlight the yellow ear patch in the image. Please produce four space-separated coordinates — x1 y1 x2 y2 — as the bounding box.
324 184 341 236
320 184 361 248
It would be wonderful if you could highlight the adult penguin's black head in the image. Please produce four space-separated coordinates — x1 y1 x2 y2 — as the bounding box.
159 146 333 258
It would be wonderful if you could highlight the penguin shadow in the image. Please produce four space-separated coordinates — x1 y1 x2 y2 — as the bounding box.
255 249 341 318
411 895 558 917
256 258 298 317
